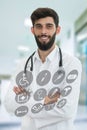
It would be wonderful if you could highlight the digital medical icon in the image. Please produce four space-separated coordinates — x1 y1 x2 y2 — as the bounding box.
34 88 47 101
44 103 55 111
66 69 78 83
15 106 28 117
31 103 43 113
15 91 30 104
48 87 60 98
61 86 72 97
16 71 33 88
36 70 51 86
52 69 65 85
56 99 67 108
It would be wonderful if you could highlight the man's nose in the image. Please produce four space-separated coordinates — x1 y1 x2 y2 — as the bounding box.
41 26 47 34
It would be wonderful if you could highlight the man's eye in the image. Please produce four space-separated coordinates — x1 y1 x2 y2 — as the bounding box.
34 25 42 29
46 24 53 29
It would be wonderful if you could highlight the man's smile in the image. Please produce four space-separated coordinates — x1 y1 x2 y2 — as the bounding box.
38 35 50 43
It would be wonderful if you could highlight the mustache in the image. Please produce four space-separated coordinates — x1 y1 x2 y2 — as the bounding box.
37 35 50 38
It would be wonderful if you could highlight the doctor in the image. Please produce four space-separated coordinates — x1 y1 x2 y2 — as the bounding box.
4 8 82 130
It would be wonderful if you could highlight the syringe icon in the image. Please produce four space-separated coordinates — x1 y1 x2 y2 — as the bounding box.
41 73 47 82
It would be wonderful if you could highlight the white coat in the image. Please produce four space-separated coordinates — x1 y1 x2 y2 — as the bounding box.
4 46 82 130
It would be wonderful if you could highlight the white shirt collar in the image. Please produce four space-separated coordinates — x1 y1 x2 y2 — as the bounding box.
33 45 59 63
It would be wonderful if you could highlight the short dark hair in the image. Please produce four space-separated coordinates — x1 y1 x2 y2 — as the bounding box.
30 7 59 27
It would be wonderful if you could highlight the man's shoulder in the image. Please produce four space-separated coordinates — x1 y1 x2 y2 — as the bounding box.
62 51 82 66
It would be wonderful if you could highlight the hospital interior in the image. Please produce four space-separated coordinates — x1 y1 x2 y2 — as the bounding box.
0 0 87 130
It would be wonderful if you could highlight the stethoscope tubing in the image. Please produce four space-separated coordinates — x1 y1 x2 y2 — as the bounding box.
24 51 36 73
24 47 62 74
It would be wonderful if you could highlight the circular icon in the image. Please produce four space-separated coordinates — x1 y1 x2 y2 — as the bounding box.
36 70 51 86
44 103 55 111
66 69 78 84
34 88 47 101
15 106 28 117
52 69 65 85
48 87 60 99
61 86 72 97
15 91 30 104
16 71 33 88
31 103 43 114
56 99 67 108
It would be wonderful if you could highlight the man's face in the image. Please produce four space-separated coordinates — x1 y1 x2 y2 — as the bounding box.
31 17 60 51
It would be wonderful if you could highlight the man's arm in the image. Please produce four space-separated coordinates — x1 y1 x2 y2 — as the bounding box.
44 91 60 105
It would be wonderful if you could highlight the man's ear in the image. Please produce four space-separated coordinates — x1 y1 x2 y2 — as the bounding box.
31 27 34 34
56 26 61 34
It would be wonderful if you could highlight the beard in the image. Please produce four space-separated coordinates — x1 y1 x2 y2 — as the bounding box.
34 32 56 51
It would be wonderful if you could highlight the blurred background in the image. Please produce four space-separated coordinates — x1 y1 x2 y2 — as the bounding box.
0 0 87 130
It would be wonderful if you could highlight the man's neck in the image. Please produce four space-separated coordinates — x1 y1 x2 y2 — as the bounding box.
38 44 56 63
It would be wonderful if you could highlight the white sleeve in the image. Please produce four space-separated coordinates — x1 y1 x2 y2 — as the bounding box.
4 76 19 115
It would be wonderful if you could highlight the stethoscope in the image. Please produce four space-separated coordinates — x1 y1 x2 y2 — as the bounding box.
16 47 64 89
24 47 63 74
